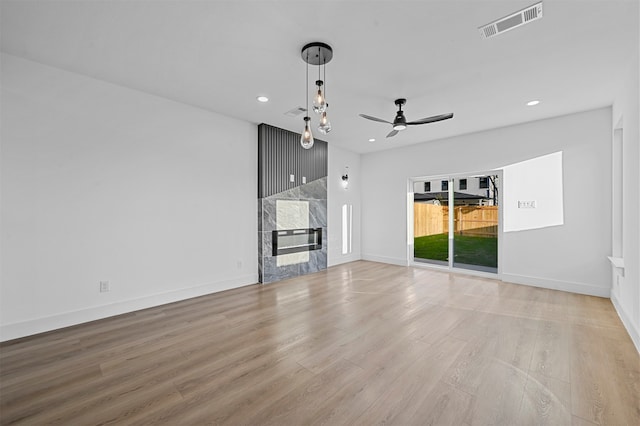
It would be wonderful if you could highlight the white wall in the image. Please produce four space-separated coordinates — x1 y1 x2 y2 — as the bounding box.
0 54 258 341
328 145 361 266
361 108 612 297
611 22 640 353
502 151 564 233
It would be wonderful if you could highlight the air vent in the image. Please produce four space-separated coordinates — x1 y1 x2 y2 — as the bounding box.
284 107 307 117
479 1 543 39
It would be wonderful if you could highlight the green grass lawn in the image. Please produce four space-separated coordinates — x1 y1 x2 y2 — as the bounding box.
414 233 497 268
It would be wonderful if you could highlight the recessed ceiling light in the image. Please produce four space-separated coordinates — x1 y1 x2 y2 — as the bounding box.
256 96 269 103
368 138 376 142
527 100 540 106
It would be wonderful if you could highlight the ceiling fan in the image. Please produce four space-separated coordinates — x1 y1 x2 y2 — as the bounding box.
359 98 453 138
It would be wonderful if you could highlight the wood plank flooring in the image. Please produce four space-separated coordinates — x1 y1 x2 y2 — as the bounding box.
1 261 638 425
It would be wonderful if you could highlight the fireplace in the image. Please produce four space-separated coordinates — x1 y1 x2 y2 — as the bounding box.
272 228 322 256
257 124 327 284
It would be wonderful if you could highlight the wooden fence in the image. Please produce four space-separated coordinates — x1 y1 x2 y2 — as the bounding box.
414 204 498 238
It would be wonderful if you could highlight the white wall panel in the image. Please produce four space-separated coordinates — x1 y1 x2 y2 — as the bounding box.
1 54 258 340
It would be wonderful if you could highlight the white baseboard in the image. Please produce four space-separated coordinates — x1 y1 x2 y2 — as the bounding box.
0 274 258 342
611 293 640 355
501 273 610 297
328 252 362 267
361 253 407 266
360 256 611 298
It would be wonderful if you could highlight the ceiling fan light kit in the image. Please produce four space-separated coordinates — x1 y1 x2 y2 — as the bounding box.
301 42 333 147
359 98 454 138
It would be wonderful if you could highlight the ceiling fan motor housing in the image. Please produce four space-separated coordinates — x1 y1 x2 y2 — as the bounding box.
393 99 407 128
393 111 407 130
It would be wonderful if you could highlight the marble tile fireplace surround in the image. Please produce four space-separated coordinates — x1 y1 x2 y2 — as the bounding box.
258 124 328 284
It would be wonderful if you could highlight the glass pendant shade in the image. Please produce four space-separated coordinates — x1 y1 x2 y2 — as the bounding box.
318 111 332 134
312 80 327 114
301 117 314 149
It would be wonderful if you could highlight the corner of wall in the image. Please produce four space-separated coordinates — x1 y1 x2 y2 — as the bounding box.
611 292 640 354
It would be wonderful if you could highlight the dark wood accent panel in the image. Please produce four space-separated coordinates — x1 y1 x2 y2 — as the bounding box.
258 124 328 198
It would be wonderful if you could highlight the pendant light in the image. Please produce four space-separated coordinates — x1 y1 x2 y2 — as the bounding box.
301 42 333 146
301 49 314 149
318 110 332 134
313 82 326 114
317 61 331 134
301 116 314 149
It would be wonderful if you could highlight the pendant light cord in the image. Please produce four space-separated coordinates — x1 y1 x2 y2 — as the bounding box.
318 46 321 84
323 60 326 102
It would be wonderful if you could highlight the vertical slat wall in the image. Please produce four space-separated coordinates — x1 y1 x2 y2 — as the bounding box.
258 124 328 198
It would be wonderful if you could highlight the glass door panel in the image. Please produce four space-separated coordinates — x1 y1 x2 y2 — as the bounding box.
452 175 499 273
413 180 449 266
413 204 449 266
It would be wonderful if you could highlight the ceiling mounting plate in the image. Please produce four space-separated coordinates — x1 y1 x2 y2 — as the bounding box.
301 42 333 65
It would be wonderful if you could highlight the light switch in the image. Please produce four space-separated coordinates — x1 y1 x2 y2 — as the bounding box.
518 200 536 208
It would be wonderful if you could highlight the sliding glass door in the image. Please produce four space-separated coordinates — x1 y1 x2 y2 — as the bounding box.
413 178 449 266
412 172 500 274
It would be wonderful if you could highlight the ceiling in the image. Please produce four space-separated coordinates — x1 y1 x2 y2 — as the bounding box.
1 0 637 154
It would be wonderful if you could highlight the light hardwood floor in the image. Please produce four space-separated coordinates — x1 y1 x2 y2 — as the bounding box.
1 261 638 425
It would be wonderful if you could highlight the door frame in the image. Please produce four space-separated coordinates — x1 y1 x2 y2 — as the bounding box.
407 169 504 279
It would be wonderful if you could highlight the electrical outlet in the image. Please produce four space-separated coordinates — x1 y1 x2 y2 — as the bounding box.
99 281 110 293
236 260 243 269
518 200 537 209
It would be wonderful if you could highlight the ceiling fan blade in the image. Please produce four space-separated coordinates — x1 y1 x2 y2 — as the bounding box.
407 113 454 125
386 129 399 138
359 114 392 124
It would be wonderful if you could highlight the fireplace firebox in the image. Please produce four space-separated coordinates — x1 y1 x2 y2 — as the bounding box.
272 228 322 256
